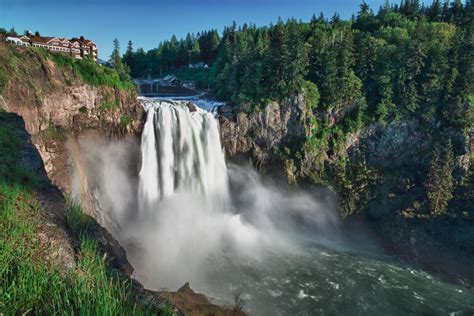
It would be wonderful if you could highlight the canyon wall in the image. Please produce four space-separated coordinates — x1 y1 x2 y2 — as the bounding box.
0 43 144 212
218 93 474 287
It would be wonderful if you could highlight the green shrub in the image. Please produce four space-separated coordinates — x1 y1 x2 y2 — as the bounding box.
50 53 134 90
120 115 133 127
302 80 320 111
50 52 74 69
101 99 119 111
100 93 120 111
38 120 67 143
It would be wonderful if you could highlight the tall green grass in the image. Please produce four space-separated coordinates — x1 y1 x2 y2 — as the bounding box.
49 53 135 91
0 110 171 315
0 183 167 315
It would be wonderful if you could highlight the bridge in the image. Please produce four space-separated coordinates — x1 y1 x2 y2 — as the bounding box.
133 79 198 97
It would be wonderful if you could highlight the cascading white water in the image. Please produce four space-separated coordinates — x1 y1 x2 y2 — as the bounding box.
130 99 271 288
138 100 229 214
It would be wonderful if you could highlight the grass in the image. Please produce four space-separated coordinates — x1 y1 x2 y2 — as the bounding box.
100 99 120 111
0 188 163 315
120 115 133 128
0 110 171 315
0 111 37 188
38 119 67 143
0 62 7 94
0 42 14 94
0 41 134 97
50 53 135 91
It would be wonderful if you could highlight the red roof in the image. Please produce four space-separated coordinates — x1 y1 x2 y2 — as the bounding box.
70 37 95 46
29 35 55 44
19 36 30 43
17 34 96 48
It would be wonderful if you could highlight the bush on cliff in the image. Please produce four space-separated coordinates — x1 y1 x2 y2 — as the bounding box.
50 52 134 90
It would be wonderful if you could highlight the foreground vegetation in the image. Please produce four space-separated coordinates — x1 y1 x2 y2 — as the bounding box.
0 110 168 314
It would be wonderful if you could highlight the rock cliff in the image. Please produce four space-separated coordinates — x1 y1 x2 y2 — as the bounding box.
0 45 144 193
219 94 308 171
218 93 474 288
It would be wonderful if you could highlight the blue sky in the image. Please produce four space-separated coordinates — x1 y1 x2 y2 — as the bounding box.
1 0 390 60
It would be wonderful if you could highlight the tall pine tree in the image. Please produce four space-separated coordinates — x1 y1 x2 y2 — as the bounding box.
426 141 455 216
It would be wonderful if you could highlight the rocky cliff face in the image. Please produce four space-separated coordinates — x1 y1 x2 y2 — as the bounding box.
218 94 474 287
219 94 308 170
1 83 142 136
0 43 144 195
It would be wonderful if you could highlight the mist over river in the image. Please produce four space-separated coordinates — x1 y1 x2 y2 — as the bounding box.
75 97 474 315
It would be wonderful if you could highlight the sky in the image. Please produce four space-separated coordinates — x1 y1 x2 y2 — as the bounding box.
1 0 391 60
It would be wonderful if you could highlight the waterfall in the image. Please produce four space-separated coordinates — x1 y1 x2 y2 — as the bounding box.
138 100 229 214
95 98 337 291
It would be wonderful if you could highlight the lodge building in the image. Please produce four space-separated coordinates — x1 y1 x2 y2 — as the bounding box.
6 32 98 63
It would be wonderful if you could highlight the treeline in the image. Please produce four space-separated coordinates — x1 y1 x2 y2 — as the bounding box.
122 30 220 78
211 0 472 129
122 1 472 130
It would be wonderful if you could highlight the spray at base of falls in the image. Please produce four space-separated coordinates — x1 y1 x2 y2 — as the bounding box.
120 99 338 290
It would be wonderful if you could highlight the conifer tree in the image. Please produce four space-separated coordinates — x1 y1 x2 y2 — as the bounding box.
441 0 450 21
451 165 474 216
449 0 464 24
122 40 134 75
428 0 442 21
426 142 455 216
267 19 290 98
359 1 371 16
283 19 309 97
125 40 133 55
110 38 121 66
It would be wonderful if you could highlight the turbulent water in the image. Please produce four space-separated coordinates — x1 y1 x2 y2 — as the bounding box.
199 244 474 315
94 98 473 315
